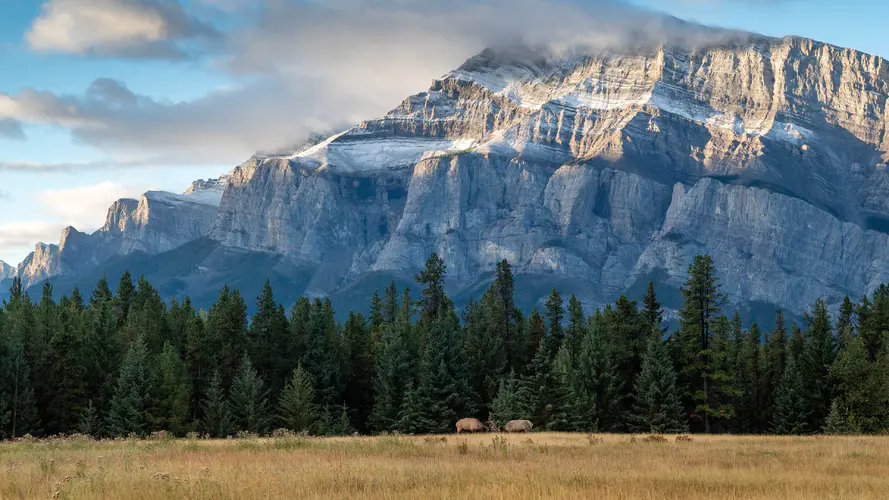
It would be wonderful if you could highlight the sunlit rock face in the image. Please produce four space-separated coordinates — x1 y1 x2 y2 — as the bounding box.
13 35 889 317
211 37 889 315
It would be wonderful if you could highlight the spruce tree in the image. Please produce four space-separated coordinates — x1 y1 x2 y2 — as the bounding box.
489 370 530 428
106 337 152 437
543 289 564 358
371 298 416 432
677 254 726 433
206 286 248 388
629 336 688 434
151 342 192 435
829 333 889 433
801 298 836 430
302 299 341 408
330 403 355 436
573 319 622 431
415 253 448 327
771 354 809 435
396 382 425 434
463 293 507 419
343 312 375 432
278 364 318 433
410 310 473 433
201 371 232 438
249 281 290 398
548 345 581 431
77 400 100 436
642 279 666 338
229 357 270 434
0 338 40 438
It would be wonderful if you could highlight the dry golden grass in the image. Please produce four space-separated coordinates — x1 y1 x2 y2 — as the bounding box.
2 432 889 499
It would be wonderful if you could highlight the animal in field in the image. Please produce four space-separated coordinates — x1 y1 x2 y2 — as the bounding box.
455 418 488 433
502 420 533 433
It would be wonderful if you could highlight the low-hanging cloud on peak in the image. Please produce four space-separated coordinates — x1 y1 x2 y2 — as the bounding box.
9 0 759 169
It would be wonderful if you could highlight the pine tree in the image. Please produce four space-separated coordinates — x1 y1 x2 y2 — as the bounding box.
629 336 688 434
573 318 622 432
229 357 270 434
371 297 416 432
801 298 836 430
201 371 232 438
342 312 375 432
677 254 726 433
415 253 449 327
489 370 530 428
249 281 290 397
106 337 152 437
277 364 318 433
330 403 355 436
77 400 100 436
829 333 889 434
548 345 581 431
565 295 585 361
396 381 425 434
302 299 341 408
463 293 507 419
771 353 809 435
151 343 192 435
543 289 564 358
0 338 40 438
114 271 135 330
763 309 787 428
410 310 473 434
642 279 666 338
206 286 248 388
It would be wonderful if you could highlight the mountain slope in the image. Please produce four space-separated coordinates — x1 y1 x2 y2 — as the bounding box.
9 35 889 320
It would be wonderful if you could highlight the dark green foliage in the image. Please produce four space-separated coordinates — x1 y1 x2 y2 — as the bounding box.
771 354 809 435
201 371 232 438
6 252 889 438
278 364 318 433
249 281 291 398
229 357 270 434
629 337 688 434
106 337 152 437
151 343 192 435
489 370 529 428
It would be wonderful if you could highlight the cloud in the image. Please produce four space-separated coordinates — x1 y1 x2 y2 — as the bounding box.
26 0 219 59
0 221 66 266
35 181 146 231
7 0 755 168
0 119 26 141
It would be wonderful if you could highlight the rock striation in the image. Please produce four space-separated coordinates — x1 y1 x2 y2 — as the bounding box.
10 35 889 318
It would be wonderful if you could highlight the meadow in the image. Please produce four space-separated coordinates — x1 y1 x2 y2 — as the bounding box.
2 432 888 499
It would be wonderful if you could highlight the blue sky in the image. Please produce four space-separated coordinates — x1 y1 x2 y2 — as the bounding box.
2 0 889 266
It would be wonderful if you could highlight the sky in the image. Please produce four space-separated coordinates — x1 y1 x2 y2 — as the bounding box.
2 0 889 266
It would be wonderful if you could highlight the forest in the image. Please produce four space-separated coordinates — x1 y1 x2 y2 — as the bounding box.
0 253 887 439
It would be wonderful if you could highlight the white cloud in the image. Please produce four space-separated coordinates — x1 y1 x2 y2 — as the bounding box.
27 0 219 59
5 0 755 169
34 181 146 232
0 221 66 267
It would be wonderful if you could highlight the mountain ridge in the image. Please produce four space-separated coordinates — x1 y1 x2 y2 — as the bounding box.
5 34 889 321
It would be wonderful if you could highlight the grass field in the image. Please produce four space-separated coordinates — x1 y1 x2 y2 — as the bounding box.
2 432 889 499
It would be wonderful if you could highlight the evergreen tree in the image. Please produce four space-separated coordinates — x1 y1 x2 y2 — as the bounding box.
151 343 192 435
629 336 688 434
370 297 416 432
801 298 836 430
302 299 341 407
206 286 248 388
828 333 889 434
396 381 424 434
642 279 666 338
0 338 40 438
409 310 473 433
548 345 581 431
278 364 318 433
229 357 270 434
114 271 135 330
771 354 809 435
763 309 787 428
77 400 100 436
342 312 375 432
573 319 622 431
463 293 507 419
543 289 564 358
489 370 530 428
415 253 448 326
201 371 232 438
106 337 152 437
249 281 290 397
677 254 726 433
330 403 355 436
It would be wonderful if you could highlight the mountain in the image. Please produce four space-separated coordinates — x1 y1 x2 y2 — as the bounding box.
6 179 227 289
0 261 14 280
8 35 889 321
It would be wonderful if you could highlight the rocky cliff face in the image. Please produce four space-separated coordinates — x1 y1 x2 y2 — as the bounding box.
0 261 15 280
208 36 889 316
12 178 228 288
11 35 889 319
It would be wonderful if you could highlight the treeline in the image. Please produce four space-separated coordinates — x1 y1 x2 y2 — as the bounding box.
1 253 888 439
